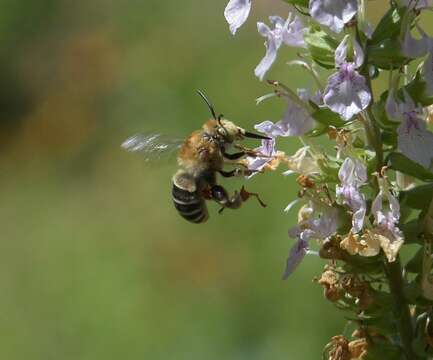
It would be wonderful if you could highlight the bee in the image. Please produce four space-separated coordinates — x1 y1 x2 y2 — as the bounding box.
122 91 270 223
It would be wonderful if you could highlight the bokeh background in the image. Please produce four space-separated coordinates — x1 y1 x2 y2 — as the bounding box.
0 1 431 359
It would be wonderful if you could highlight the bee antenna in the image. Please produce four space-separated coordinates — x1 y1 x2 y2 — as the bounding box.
196 90 217 120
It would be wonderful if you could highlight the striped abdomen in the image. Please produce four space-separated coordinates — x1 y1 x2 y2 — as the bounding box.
172 182 208 223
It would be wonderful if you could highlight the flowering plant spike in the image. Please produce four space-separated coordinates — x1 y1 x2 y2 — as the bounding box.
222 0 433 358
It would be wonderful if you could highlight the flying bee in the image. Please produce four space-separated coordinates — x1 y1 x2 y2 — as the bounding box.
122 90 270 223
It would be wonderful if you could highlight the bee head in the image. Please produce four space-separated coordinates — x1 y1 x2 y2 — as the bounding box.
196 90 270 144
216 119 244 143
203 119 270 144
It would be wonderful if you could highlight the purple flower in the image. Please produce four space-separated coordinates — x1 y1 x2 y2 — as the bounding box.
423 52 433 96
336 157 367 233
283 146 320 176
297 88 324 107
386 91 433 168
371 184 400 235
401 23 433 96
255 13 306 80
282 238 309 279
402 25 430 59
323 37 371 120
244 138 276 174
254 98 314 137
398 114 433 169
224 0 251 35
309 0 358 33
283 202 337 279
371 181 404 262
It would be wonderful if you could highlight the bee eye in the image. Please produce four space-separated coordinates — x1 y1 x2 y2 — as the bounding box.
217 128 227 137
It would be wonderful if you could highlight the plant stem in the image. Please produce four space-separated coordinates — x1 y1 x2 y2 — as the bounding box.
361 63 416 358
384 258 418 359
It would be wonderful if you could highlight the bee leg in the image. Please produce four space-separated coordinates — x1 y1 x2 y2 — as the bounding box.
210 185 243 212
211 184 266 212
221 147 259 160
239 186 267 208
222 151 246 160
218 168 256 178
233 144 261 157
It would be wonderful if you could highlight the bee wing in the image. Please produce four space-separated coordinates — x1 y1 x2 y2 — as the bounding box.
121 133 183 162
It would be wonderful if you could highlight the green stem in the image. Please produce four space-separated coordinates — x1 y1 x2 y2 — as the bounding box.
358 36 416 357
384 258 418 359
364 107 384 172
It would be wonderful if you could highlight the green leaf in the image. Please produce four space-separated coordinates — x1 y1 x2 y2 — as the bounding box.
311 107 345 127
358 311 397 335
281 0 309 6
401 219 423 244
364 342 403 360
367 6 410 70
406 246 423 273
304 26 338 68
369 6 405 45
382 130 397 147
367 38 408 70
371 99 399 131
413 312 433 357
405 71 433 107
379 72 433 112
316 158 340 183
388 153 433 181
401 183 433 210
343 254 384 275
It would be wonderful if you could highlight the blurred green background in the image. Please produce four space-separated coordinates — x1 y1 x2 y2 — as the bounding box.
0 1 430 359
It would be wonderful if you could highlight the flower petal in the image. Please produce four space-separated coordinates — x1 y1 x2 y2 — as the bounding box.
254 32 279 81
282 14 307 48
338 157 367 186
423 53 433 97
282 239 308 279
402 25 429 58
244 139 276 174
309 0 358 33
336 158 367 233
397 116 433 168
278 99 314 136
385 88 401 121
224 0 252 35
284 198 299 213
286 146 320 175
352 205 367 233
323 64 371 120
257 22 271 37
254 12 306 80
254 120 285 138
335 35 350 67
353 37 365 68
377 233 404 263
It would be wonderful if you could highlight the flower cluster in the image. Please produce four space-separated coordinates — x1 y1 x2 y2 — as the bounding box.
222 0 433 358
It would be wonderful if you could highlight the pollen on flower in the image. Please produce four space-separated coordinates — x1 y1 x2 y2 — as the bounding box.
340 231 381 258
371 230 403 263
296 174 315 189
325 335 368 360
340 232 363 256
282 146 319 176
318 268 343 302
